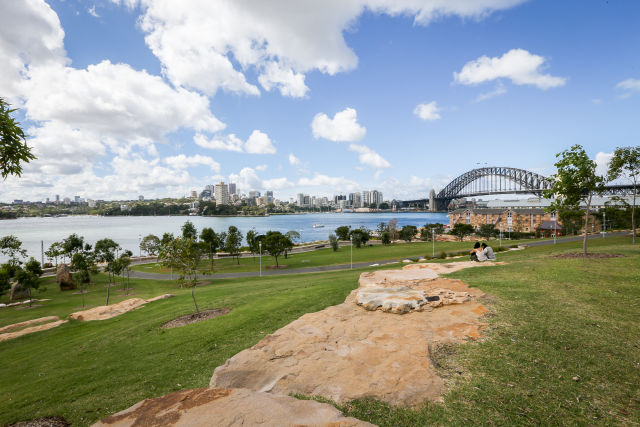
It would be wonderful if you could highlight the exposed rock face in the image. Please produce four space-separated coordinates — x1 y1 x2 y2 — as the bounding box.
9 283 29 301
210 261 497 407
93 388 373 427
56 264 75 290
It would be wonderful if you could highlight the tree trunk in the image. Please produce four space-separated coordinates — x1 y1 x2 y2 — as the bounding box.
106 283 110 306
191 286 199 314
275 255 279 267
583 193 592 256
28 287 32 307
81 282 85 308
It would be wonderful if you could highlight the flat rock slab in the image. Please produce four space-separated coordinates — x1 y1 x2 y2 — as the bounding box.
356 287 471 314
93 388 373 427
69 294 175 321
211 277 488 406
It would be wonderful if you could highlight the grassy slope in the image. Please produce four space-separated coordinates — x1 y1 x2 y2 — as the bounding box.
131 239 526 275
1 237 638 426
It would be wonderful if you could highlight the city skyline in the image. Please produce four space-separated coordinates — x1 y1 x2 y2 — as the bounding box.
1 1 639 203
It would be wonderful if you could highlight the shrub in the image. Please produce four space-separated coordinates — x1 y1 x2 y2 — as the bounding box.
438 251 447 259
509 244 519 248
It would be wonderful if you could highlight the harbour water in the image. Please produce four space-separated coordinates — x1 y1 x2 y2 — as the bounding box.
0 212 449 262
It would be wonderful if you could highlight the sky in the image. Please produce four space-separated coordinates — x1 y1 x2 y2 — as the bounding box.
1 0 639 203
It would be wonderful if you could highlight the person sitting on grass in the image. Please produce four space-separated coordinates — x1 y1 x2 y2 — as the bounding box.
470 242 486 262
482 242 496 261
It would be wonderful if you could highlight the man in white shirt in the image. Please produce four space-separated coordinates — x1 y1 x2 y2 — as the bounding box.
482 243 496 261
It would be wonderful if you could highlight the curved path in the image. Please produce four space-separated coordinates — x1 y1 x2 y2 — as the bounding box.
128 231 630 281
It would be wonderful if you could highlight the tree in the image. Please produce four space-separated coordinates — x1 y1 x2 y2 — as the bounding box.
558 209 584 235
0 235 27 266
71 248 97 308
387 219 399 241
45 241 63 266
94 238 121 305
161 232 174 246
349 228 370 248
381 231 391 245
182 221 198 240
0 98 36 179
284 230 300 258
328 233 339 251
544 144 605 255
420 223 445 241
62 233 84 259
225 226 243 264
158 236 180 281
379 202 390 210
263 231 293 268
245 228 259 261
140 234 161 256
377 222 387 234
173 237 203 313
399 225 418 242
478 224 498 240
120 251 132 295
450 223 474 241
608 146 640 244
0 266 10 298
14 258 43 307
200 227 220 271
335 226 351 241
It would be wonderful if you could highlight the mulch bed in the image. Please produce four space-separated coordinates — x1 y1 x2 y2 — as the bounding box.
161 308 231 329
552 253 625 259
10 416 70 427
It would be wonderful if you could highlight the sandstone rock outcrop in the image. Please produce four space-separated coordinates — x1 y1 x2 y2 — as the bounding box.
210 261 499 407
56 264 75 290
93 388 373 427
9 282 29 301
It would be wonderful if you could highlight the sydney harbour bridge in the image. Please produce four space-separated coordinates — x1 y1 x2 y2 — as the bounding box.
400 166 637 211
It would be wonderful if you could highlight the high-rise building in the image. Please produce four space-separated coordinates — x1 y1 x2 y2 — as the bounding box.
248 190 260 199
228 183 237 195
190 190 198 198
214 182 230 205
371 190 382 207
353 192 362 208
297 193 305 206
362 190 371 207
55 195 60 204
74 195 80 203
138 195 144 201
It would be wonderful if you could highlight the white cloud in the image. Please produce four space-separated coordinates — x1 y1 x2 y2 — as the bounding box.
255 164 268 171
288 153 302 166
195 130 275 154
616 78 640 97
413 101 441 121
88 5 100 18
117 0 524 97
594 151 612 178
454 48 566 90
228 167 262 193
475 82 507 102
163 154 221 172
263 177 295 190
298 173 358 191
258 61 309 98
348 144 391 169
244 130 277 154
312 107 366 142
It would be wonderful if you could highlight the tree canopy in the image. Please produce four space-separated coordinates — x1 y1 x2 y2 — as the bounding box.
607 145 640 244
263 231 293 267
0 98 36 179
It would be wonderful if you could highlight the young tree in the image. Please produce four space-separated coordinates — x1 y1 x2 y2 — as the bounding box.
71 248 97 308
0 97 36 179
0 235 27 267
263 231 293 268
335 226 351 241
200 227 220 271
0 266 10 298
381 231 391 245
173 237 203 313
387 219 399 241
62 233 85 260
284 230 300 258
14 258 43 307
225 226 243 264
158 236 180 281
328 233 339 251
478 224 498 240
608 145 640 244
245 228 259 262
45 241 63 266
120 251 132 295
450 223 474 241
349 228 370 248
544 144 605 255
161 232 174 246
399 225 418 242
377 222 388 235
94 238 121 305
181 221 198 240
140 234 161 256
420 223 445 241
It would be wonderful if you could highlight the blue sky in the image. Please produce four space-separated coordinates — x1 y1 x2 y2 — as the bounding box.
1 0 639 202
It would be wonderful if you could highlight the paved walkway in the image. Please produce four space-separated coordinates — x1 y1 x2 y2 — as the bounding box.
128 231 630 281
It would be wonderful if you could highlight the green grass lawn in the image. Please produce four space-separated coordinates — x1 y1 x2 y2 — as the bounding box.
1 236 638 426
132 239 529 275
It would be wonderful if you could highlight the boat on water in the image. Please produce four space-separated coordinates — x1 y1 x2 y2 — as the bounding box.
312 224 325 228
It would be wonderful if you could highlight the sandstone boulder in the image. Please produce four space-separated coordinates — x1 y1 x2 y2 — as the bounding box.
56 264 75 290
9 282 29 301
93 388 373 427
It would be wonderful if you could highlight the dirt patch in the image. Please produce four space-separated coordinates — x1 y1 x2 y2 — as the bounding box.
0 318 68 342
0 316 59 333
161 308 231 329
9 416 70 427
69 294 174 321
552 252 625 259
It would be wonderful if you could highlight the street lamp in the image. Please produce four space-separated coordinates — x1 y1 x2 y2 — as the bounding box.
432 228 435 258
259 241 262 277
350 235 353 270
499 223 503 248
138 234 141 259
602 211 606 238
553 213 557 244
